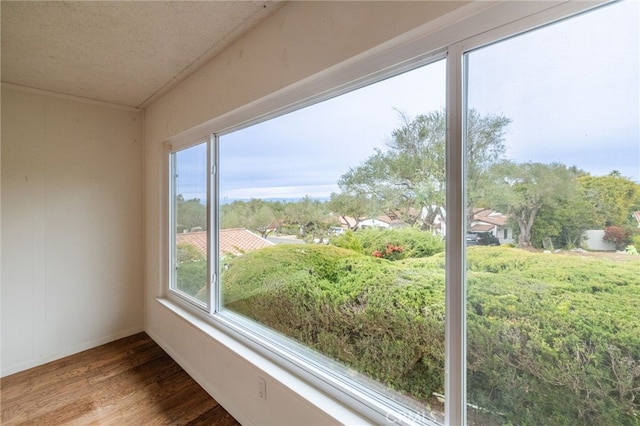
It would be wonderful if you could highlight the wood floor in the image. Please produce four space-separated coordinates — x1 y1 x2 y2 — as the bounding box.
1 332 241 425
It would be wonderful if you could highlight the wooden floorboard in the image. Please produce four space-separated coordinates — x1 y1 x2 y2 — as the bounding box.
1 332 241 425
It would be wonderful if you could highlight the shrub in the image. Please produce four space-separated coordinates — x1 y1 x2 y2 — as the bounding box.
331 227 444 259
222 244 640 425
603 225 634 250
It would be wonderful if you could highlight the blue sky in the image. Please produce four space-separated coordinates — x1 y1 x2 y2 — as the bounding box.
180 1 639 202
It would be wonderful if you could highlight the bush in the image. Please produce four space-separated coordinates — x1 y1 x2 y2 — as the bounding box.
331 227 444 259
603 225 634 250
222 244 640 425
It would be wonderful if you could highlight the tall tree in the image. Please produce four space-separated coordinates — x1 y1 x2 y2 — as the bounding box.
486 161 579 247
338 109 510 230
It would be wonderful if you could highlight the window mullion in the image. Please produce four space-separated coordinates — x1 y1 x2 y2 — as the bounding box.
445 43 466 426
210 133 220 314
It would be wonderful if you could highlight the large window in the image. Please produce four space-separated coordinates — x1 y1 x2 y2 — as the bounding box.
219 60 447 420
168 2 639 424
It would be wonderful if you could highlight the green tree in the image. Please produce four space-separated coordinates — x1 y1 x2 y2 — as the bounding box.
486 161 580 247
221 199 282 238
327 192 376 230
578 172 640 228
176 195 207 232
338 109 510 229
283 196 330 239
530 174 596 249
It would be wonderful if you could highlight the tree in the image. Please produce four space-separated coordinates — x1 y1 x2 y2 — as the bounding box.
338 109 510 230
486 161 580 247
530 189 596 249
327 192 377 230
176 195 207 232
221 199 282 238
578 173 640 228
465 109 512 225
283 196 330 239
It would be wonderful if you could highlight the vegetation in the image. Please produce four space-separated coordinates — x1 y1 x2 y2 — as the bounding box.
331 227 444 260
176 195 207 233
221 233 639 425
338 109 511 231
176 242 207 301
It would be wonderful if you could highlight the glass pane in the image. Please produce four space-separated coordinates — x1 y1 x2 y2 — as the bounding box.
173 142 208 303
220 60 448 421
465 2 639 424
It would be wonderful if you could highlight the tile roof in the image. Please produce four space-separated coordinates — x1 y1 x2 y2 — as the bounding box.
469 223 494 232
472 208 508 226
176 228 274 257
176 231 207 254
220 228 274 256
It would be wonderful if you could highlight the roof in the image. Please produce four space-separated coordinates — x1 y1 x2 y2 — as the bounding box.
176 228 274 257
472 208 508 227
634 211 640 226
176 231 208 255
469 224 494 232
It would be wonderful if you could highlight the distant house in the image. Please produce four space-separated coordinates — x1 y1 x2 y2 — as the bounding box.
634 211 640 228
469 208 514 245
176 228 274 257
339 214 406 230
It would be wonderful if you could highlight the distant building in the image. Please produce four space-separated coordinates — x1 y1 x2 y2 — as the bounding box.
469 208 514 244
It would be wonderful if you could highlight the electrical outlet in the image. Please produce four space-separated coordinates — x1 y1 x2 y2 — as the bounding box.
258 376 267 400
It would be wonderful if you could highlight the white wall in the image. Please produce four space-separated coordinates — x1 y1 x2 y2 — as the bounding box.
1 86 144 376
143 2 469 424
583 230 617 251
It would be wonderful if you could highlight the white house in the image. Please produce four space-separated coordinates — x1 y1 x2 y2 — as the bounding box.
469 208 514 245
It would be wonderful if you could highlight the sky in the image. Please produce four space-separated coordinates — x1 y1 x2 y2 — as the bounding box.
179 1 639 202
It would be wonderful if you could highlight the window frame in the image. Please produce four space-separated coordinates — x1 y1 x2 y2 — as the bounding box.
168 136 213 312
164 2 610 424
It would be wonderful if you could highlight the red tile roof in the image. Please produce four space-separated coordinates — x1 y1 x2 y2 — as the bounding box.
176 231 207 254
220 228 274 256
176 228 274 257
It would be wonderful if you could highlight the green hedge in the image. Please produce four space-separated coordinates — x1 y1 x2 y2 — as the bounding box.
222 244 640 425
330 227 445 259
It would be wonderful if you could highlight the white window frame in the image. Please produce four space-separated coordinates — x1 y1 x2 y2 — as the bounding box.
165 2 610 424
168 136 214 312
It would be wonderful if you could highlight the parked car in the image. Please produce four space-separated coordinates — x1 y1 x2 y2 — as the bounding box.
466 233 480 246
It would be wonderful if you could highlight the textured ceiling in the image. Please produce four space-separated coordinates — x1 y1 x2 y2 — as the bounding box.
1 1 284 108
